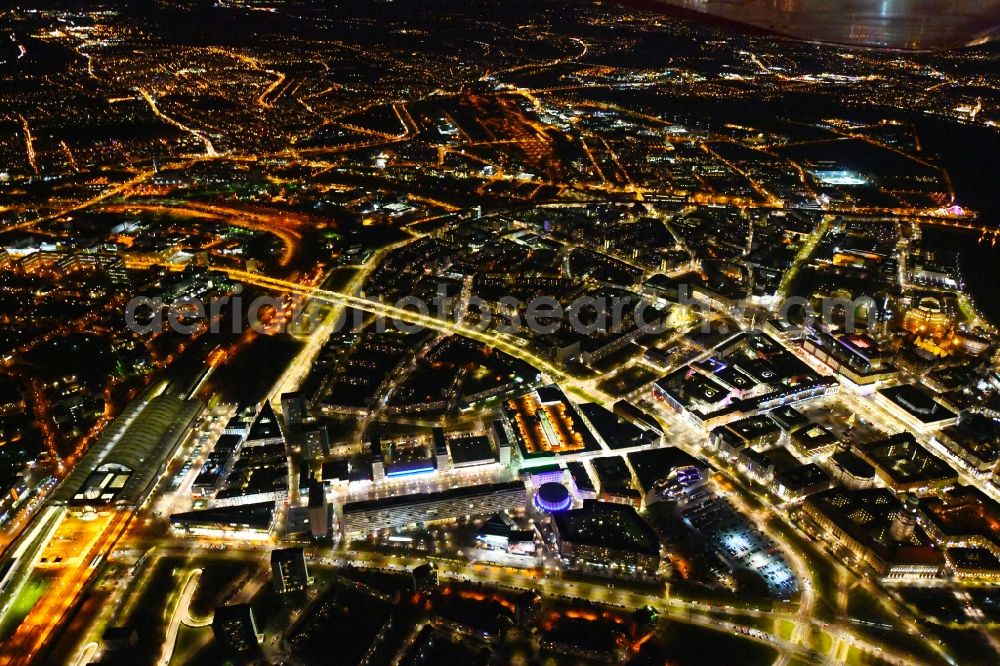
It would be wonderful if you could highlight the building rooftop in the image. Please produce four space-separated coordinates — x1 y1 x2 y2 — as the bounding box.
831 450 877 480
213 434 243 456
246 401 283 443
477 512 515 541
942 414 1000 466
504 387 601 459
567 461 596 493
805 487 943 567
731 357 781 385
55 391 202 506
343 480 525 514
626 447 703 495
946 547 1000 572
727 414 781 443
790 423 839 454
212 604 260 657
578 403 658 450
271 547 309 593
856 433 957 488
920 486 1000 549
879 385 957 426
769 405 810 431
321 459 350 482
170 501 276 532
591 455 633 492
654 368 731 409
384 458 436 478
774 463 830 494
553 500 659 556
447 435 497 467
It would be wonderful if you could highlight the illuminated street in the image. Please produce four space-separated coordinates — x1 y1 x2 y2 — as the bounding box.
2 1 1000 665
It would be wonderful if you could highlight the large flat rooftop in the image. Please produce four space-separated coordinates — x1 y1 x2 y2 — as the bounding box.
503 386 600 459
879 384 957 426
54 390 203 507
626 447 702 495
920 486 1000 550
805 487 943 568
343 480 525 515
553 499 659 556
856 433 957 489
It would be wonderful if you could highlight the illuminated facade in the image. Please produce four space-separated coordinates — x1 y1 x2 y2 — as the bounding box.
534 482 572 513
903 297 952 339
803 488 943 578
507 392 585 454
552 500 661 579
502 386 602 466
341 481 527 537
802 328 897 387
919 487 1000 561
855 432 958 491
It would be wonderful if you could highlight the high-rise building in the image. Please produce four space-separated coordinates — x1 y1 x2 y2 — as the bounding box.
245 401 284 448
432 427 450 472
271 547 311 594
303 426 329 459
492 420 511 466
297 460 312 495
410 563 437 593
891 494 920 542
212 604 262 661
514 591 542 626
369 430 384 482
307 479 329 539
104 256 130 285
280 391 307 431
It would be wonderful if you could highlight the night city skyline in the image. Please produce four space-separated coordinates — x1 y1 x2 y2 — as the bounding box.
1 1 1000 665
